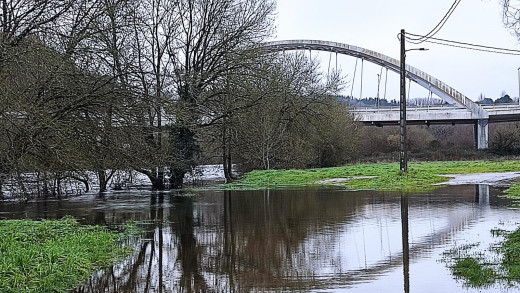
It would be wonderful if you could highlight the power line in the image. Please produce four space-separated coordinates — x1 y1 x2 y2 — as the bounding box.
407 0 462 44
419 40 520 56
403 0 520 56
405 32 520 56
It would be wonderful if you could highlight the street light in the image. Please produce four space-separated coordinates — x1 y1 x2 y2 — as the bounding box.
517 67 520 105
377 73 381 108
399 29 428 174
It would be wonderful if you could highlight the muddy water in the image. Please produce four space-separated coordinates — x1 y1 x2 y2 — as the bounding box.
0 185 518 292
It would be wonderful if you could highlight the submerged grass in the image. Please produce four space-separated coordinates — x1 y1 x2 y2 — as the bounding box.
502 228 520 281
444 226 520 288
0 216 136 293
452 257 497 286
505 182 520 199
230 160 520 191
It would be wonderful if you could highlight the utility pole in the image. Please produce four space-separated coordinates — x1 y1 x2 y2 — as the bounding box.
400 29 408 173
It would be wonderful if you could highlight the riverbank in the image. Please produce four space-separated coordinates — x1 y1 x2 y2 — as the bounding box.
0 217 136 293
229 160 520 193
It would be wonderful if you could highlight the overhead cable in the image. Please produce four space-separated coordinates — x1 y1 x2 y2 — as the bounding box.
405 32 520 56
408 0 462 44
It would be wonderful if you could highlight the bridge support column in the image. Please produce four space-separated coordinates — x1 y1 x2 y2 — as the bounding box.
474 119 488 149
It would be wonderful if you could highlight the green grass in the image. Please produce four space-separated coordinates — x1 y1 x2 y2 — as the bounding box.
230 160 520 191
0 216 136 293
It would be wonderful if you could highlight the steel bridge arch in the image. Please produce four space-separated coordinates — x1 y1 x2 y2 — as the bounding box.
262 40 485 117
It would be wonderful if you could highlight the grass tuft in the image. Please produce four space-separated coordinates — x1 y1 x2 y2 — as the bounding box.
0 216 137 293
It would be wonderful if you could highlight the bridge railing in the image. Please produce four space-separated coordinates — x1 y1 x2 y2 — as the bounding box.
481 103 520 110
350 105 468 112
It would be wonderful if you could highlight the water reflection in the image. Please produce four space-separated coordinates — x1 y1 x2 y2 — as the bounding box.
0 185 516 292
401 193 410 293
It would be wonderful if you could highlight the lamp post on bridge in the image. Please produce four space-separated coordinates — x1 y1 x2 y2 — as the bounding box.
517 67 520 105
399 29 428 174
377 73 381 109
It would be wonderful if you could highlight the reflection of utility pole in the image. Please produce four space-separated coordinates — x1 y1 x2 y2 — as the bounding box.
401 193 410 293
158 193 164 293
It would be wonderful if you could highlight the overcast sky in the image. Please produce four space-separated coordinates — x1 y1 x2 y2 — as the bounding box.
273 0 520 101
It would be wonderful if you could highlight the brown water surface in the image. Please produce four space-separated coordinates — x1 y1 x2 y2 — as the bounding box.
0 185 517 292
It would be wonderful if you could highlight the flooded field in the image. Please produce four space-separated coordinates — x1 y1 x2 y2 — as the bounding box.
0 185 518 292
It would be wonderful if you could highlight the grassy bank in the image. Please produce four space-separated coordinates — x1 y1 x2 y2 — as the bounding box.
0 217 135 293
230 160 520 191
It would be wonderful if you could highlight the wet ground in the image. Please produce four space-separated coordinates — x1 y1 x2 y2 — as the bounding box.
438 171 520 186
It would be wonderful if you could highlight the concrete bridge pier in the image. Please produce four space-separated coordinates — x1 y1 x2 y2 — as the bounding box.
474 119 489 150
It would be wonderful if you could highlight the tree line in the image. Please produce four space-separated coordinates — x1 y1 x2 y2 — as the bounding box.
5 0 518 198
0 0 358 198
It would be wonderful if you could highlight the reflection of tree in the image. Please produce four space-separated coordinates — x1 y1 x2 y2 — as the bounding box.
223 190 236 290
74 193 169 293
66 185 495 292
209 189 368 291
59 189 374 292
170 196 208 292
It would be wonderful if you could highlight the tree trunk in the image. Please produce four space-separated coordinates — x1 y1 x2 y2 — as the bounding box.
151 171 165 190
222 133 232 183
69 175 90 192
98 170 108 192
56 177 61 196
169 125 199 189
135 168 166 190
223 146 234 183
151 177 165 190
159 170 165 188
226 138 234 180
169 168 185 189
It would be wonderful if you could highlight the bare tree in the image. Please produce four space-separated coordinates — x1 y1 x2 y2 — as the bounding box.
503 0 520 37
0 35 137 196
0 0 73 45
127 0 178 189
232 51 352 171
166 0 276 188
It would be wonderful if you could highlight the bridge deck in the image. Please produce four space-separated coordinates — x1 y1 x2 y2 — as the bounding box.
352 104 520 126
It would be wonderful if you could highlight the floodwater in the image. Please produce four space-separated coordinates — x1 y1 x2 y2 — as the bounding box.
0 185 519 293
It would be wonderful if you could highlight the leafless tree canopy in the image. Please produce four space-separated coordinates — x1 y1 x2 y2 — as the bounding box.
0 0 365 196
503 0 520 37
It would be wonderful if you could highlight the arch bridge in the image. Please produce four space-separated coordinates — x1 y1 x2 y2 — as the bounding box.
262 40 520 149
